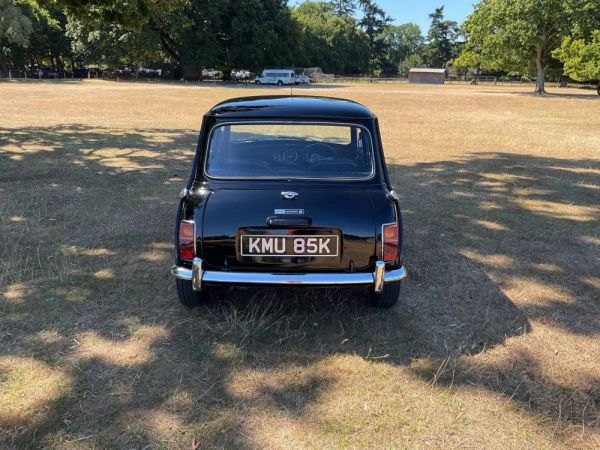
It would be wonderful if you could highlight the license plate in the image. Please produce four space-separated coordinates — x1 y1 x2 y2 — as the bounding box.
241 235 339 257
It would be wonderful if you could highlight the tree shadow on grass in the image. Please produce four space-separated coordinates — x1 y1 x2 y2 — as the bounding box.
388 153 599 434
515 89 600 100
1 125 599 447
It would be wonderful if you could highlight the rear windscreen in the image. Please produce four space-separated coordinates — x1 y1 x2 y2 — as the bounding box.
204 122 374 180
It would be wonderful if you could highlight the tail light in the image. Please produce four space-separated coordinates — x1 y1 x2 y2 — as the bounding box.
178 220 195 260
382 223 399 263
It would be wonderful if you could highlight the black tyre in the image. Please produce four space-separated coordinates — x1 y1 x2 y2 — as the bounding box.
368 281 401 308
277 80 283 86
176 278 206 308
256 80 261 85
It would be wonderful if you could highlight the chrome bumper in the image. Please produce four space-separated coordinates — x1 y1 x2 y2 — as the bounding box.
171 258 406 293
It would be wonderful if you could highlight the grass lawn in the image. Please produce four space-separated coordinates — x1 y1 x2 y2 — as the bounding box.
1 80 599 449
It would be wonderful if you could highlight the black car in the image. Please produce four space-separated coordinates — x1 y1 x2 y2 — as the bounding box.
171 96 406 308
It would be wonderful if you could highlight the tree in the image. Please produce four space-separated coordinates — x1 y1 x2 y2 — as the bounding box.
61 0 296 75
553 30 600 82
358 0 392 74
459 0 600 94
66 15 161 68
327 0 356 16
217 0 297 72
423 6 457 68
3 1 73 71
380 23 423 74
21 0 398 77
398 53 423 77
0 0 33 47
59 0 189 64
453 48 481 80
293 1 369 74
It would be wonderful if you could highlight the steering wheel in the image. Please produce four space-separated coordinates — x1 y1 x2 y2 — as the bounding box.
302 142 337 164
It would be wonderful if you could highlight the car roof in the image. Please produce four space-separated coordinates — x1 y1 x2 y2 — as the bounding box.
207 96 376 120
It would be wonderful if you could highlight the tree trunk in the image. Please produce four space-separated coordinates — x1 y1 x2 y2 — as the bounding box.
159 33 180 63
147 17 181 63
535 45 547 95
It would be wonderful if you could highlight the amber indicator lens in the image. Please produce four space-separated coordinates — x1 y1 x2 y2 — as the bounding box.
383 224 399 262
178 220 195 260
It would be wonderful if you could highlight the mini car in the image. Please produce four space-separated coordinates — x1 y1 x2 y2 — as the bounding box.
171 96 406 308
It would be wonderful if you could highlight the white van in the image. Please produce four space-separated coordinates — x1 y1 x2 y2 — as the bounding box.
255 69 296 85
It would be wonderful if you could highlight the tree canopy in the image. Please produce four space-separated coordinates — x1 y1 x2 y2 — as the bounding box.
553 30 600 81
1 1 72 70
0 0 33 47
293 1 369 74
423 6 457 68
1 0 597 87
327 0 356 16
457 0 600 93
378 23 423 75
358 0 392 74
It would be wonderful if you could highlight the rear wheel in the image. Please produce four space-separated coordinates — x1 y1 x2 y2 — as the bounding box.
176 278 207 308
255 80 261 85
368 281 401 308
277 80 283 86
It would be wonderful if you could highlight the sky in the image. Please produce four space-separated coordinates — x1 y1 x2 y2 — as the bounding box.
289 1 475 33
376 0 474 31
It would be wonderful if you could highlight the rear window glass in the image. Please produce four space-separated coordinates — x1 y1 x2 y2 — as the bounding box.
204 123 374 180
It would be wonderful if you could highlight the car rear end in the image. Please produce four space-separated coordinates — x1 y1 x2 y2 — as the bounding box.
171 98 406 306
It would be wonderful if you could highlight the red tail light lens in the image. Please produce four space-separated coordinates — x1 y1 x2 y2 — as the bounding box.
383 223 399 263
178 220 195 260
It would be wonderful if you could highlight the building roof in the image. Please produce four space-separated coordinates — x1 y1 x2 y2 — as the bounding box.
409 68 446 74
207 96 376 120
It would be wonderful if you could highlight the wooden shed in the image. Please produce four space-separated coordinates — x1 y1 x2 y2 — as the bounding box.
409 68 446 84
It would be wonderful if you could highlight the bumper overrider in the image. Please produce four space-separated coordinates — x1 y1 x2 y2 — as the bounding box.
171 258 407 293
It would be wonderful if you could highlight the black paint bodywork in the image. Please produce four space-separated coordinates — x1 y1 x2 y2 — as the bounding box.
175 96 403 277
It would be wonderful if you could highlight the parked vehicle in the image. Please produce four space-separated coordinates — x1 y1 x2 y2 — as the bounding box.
295 74 312 85
232 69 252 80
202 68 222 79
33 67 59 79
73 68 90 78
171 96 407 308
255 69 296 85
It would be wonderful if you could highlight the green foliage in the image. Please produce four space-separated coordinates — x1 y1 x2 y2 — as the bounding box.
3 1 72 69
459 0 599 91
358 0 392 74
423 6 457 68
454 49 480 70
201 0 297 71
461 0 561 75
398 53 423 77
3 0 597 82
553 30 600 81
327 0 356 16
66 15 161 67
61 0 296 72
293 1 369 74
0 0 33 46
380 23 423 71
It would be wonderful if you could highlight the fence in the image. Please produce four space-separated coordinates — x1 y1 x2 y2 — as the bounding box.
0 69 103 79
0 69 29 79
322 76 409 84
446 77 598 88
0 69 146 80
2 69 596 90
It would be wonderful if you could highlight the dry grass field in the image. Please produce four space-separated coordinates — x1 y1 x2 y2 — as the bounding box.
1 80 599 449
